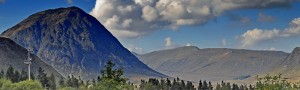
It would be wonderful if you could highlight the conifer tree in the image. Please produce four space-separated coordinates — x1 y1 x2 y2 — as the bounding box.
37 67 49 88
198 80 202 90
216 83 221 90
48 73 56 90
59 76 65 87
0 69 4 78
20 70 28 81
202 80 208 90
208 81 213 90
6 65 14 81
12 70 20 82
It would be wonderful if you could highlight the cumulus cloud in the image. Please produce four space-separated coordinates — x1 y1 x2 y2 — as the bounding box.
258 13 276 22
165 37 173 49
126 44 145 54
239 17 300 47
90 0 293 38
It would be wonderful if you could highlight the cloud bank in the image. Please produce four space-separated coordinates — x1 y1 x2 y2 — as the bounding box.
90 0 292 38
239 17 300 47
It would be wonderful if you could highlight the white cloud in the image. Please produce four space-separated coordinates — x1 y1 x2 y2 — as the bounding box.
165 37 173 48
126 44 145 54
186 43 192 46
269 47 276 51
222 39 227 46
239 17 300 48
142 5 158 22
90 0 293 38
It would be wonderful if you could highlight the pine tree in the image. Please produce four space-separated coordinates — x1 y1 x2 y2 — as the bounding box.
166 78 171 90
6 65 14 81
37 67 49 88
180 80 185 89
30 72 35 80
78 76 84 86
66 76 72 87
226 82 231 90
20 70 28 81
249 85 254 90
59 77 65 87
202 80 208 90
198 80 202 90
97 76 101 83
48 73 56 90
12 70 20 82
0 69 4 78
216 83 221 90
208 81 213 90
71 75 79 88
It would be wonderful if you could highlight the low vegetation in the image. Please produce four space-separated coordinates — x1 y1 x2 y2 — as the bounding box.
1 61 300 90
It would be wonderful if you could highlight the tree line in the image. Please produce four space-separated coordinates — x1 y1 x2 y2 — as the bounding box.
1 61 300 90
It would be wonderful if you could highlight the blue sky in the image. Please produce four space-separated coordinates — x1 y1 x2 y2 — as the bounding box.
1 0 300 54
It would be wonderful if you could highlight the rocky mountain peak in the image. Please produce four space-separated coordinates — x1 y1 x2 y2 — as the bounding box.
1 6 165 79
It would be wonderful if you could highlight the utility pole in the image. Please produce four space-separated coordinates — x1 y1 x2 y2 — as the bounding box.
24 49 33 80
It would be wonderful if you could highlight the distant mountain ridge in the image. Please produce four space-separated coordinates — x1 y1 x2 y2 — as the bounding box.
1 7 166 80
135 46 289 82
0 37 62 78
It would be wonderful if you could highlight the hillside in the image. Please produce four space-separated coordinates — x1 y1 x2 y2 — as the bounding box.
136 46 288 82
0 37 62 78
1 7 166 80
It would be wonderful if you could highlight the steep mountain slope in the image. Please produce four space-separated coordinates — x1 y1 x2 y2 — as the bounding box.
269 47 300 82
136 46 288 82
1 7 165 79
0 37 62 78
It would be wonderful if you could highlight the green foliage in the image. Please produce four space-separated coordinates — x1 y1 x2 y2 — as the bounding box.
0 78 43 90
0 79 13 90
13 80 43 90
0 70 4 79
49 73 56 90
90 78 133 90
37 67 49 88
89 60 134 90
19 70 28 81
6 65 15 81
101 60 126 83
59 77 65 88
255 74 292 90
139 77 195 90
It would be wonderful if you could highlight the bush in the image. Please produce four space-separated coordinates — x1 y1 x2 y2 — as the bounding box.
0 79 13 90
12 80 43 90
90 78 133 90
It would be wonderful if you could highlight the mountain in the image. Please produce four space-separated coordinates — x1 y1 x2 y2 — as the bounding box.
135 46 288 82
0 37 62 78
1 7 165 80
269 47 300 82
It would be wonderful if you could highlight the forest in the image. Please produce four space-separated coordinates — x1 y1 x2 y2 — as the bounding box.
0 61 299 90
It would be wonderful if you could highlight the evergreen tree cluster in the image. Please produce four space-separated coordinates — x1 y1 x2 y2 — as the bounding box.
214 81 254 90
58 60 134 90
1 65 33 83
3 61 300 90
139 77 195 90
